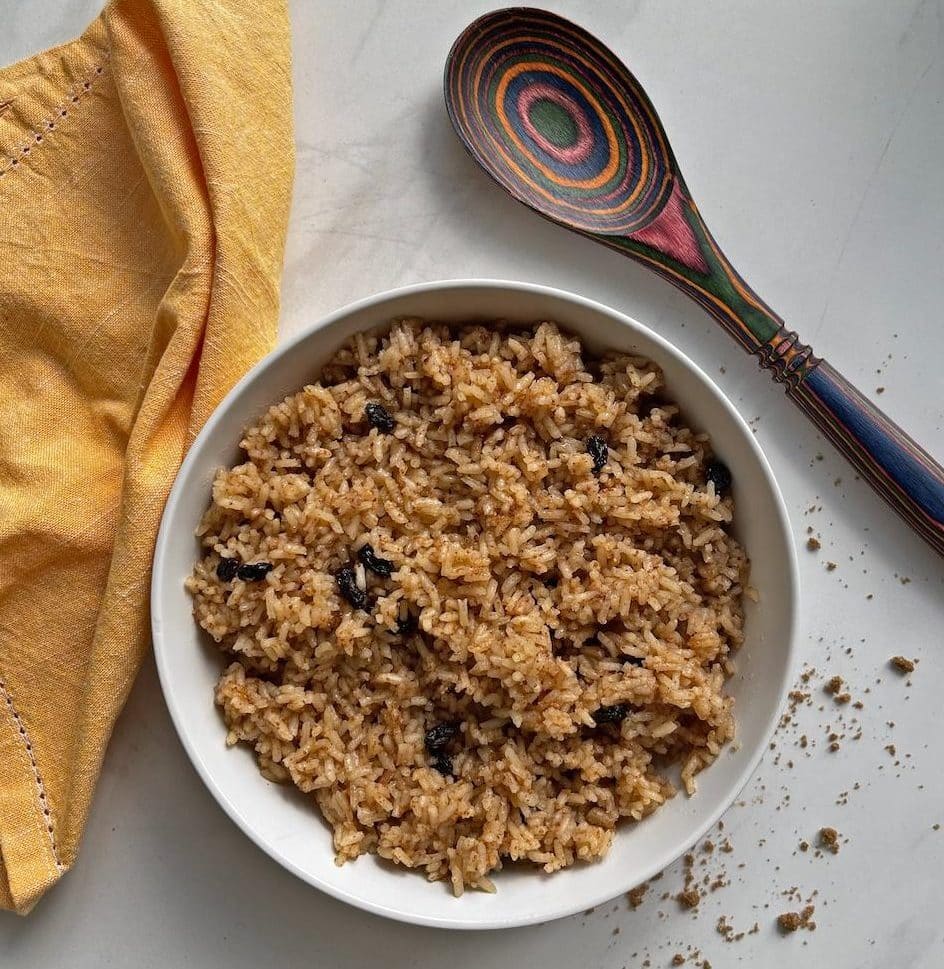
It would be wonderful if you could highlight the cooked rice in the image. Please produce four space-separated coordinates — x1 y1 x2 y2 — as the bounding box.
186 319 748 895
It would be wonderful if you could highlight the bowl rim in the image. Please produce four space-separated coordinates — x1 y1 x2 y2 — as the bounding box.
152 277 799 930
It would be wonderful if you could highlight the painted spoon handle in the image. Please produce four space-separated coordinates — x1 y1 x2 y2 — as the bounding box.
785 359 944 555
608 179 944 556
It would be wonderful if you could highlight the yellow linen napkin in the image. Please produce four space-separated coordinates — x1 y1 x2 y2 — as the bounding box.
0 0 294 913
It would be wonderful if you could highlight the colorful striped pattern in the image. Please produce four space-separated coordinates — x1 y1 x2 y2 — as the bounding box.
791 364 944 555
445 13 670 235
445 7 790 354
445 7 944 556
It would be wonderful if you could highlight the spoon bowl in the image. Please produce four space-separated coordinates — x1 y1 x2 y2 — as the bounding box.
446 12 673 235
446 7 944 556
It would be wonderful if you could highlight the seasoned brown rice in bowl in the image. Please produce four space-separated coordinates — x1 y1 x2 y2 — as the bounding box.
186 318 748 896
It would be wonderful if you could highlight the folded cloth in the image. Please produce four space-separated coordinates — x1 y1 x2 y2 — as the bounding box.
0 0 294 913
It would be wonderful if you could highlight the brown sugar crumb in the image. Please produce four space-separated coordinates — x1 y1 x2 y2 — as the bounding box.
777 904 816 934
835 692 851 705
824 676 843 695
672 956 686 967
819 827 840 854
627 883 648 910
799 840 810 852
826 561 837 571
806 536 821 551
890 655 915 674
678 888 701 909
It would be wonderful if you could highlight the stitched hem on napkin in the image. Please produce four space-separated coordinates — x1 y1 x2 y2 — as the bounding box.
0 19 106 916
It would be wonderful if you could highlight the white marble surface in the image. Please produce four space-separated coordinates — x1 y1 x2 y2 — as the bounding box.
2 1 943 966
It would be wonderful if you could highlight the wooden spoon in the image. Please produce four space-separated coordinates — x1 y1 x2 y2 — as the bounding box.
445 7 944 556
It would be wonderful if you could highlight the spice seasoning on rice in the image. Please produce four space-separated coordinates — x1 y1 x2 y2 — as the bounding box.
186 319 748 894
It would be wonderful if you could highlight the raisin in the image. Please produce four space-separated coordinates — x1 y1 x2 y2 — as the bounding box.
592 703 630 725
431 753 453 776
393 613 415 636
216 557 239 582
357 543 394 576
365 402 395 433
621 654 646 667
236 561 273 582
705 459 732 495
586 435 608 474
336 566 368 609
424 721 459 752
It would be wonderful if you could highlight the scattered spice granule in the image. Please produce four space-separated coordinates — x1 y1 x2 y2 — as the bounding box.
885 744 896 756
826 561 837 571
933 824 940 832
806 536 821 551
799 840 810 852
876 386 885 394
890 656 915 674
825 676 843 695
836 692 851 705
627 884 648 909
672 956 685 967
777 904 816 934
819 827 840 854
677 888 701 909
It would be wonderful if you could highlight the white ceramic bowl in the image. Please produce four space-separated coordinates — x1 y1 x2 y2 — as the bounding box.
152 279 798 930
